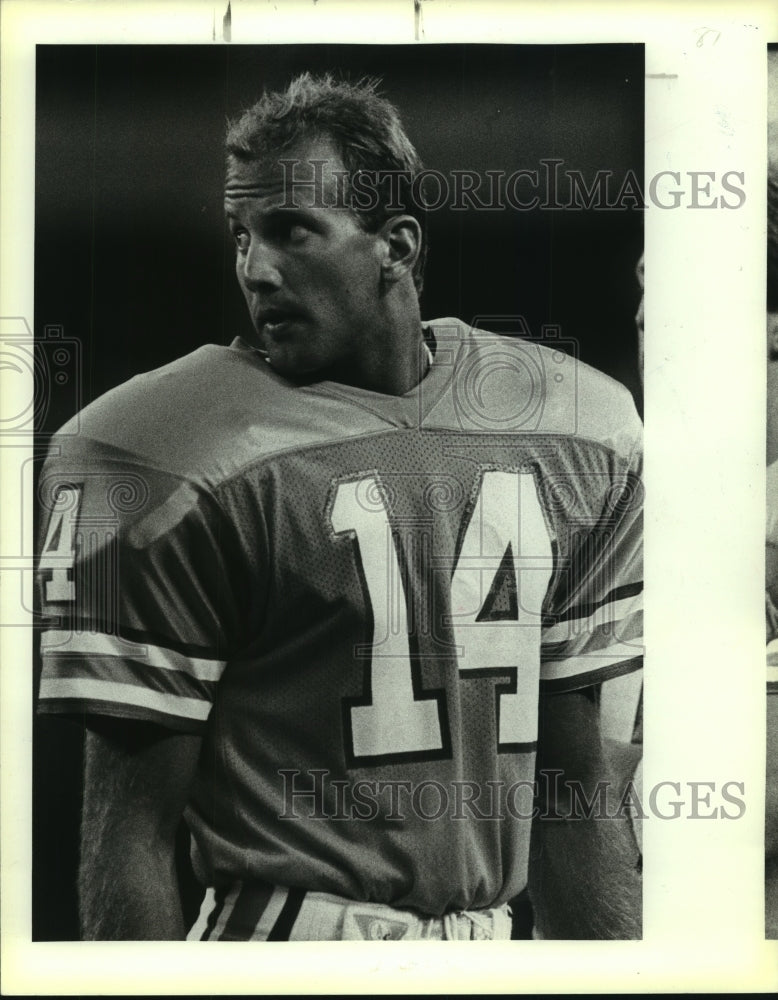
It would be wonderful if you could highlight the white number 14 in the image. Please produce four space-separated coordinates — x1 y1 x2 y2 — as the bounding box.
331 471 553 763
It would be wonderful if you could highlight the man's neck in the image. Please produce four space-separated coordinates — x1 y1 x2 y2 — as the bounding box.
321 307 429 397
355 328 431 396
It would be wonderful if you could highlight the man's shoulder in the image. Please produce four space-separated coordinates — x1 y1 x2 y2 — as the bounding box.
428 318 642 462
57 341 245 426
48 340 356 487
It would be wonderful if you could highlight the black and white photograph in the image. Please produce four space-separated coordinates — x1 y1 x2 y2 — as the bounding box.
32 39 644 944
1 0 776 994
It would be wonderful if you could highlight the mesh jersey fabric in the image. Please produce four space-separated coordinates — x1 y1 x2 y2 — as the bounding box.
37 317 643 915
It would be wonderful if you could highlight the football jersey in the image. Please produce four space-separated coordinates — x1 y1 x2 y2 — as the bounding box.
37 318 643 917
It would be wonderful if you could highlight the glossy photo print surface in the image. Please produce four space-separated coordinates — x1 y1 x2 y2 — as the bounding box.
1 0 776 994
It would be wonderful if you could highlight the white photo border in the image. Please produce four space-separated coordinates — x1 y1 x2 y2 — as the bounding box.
2 0 777 993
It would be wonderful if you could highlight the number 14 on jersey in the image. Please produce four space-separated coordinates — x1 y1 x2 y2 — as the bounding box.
331 471 554 765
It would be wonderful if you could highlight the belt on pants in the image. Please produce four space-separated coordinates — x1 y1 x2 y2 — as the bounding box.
187 882 513 941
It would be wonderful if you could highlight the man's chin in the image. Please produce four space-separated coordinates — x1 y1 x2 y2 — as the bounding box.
264 349 326 385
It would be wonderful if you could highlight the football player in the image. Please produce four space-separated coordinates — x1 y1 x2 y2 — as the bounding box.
36 73 643 940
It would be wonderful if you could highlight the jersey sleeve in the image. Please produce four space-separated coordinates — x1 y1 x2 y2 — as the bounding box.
539 416 643 694
36 436 249 732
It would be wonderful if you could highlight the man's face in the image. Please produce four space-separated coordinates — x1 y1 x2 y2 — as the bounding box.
225 137 386 381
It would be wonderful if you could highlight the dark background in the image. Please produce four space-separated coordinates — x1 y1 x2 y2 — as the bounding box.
34 43 644 940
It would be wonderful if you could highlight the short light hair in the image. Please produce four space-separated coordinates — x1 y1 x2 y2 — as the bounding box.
226 72 428 293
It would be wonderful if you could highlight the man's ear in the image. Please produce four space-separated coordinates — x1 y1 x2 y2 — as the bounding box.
379 215 422 285
769 313 778 361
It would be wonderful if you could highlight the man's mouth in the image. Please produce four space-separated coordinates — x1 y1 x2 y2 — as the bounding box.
257 307 302 337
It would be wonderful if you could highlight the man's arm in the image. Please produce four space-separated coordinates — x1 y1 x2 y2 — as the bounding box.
528 688 642 940
767 694 778 939
79 718 202 940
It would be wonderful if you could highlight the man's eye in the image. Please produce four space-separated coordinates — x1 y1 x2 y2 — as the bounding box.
233 230 250 253
274 218 310 244
287 223 308 243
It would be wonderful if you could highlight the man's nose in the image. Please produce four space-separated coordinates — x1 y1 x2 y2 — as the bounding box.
241 238 282 290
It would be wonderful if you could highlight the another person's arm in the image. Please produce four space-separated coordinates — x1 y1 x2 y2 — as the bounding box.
529 688 642 940
79 718 202 940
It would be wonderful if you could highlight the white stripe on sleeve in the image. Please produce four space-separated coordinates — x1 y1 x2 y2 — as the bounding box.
38 677 212 721
542 592 641 645
541 640 643 683
40 630 226 682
